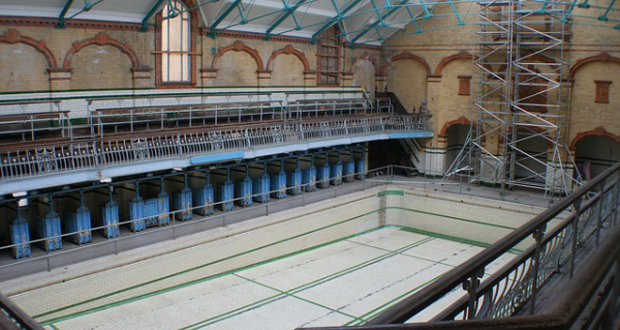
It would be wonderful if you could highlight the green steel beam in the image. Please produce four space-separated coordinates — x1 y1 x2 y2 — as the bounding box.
598 0 617 21
563 0 580 21
416 0 432 17
210 0 244 37
577 0 590 8
447 0 464 24
265 0 310 40
223 5 289 30
311 0 366 43
350 0 408 46
291 10 302 29
236 3 248 25
370 0 383 22
141 0 166 32
403 3 422 32
56 0 75 28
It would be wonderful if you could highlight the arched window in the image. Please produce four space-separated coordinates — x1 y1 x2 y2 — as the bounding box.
161 0 190 82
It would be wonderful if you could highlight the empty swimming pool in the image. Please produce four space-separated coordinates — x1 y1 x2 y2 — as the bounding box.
0 183 559 330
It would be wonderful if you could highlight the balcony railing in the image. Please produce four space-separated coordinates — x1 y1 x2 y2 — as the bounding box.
0 164 618 330
301 162 620 330
0 115 428 182
0 292 44 330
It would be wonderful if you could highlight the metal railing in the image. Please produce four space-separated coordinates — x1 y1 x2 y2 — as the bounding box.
0 165 397 329
0 115 430 182
287 98 380 120
0 91 371 144
0 292 44 330
0 165 389 279
0 111 72 142
1 163 618 329
91 101 284 138
301 162 620 330
375 97 393 114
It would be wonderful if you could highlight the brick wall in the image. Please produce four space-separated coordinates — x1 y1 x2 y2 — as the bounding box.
70 45 134 89
0 42 49 91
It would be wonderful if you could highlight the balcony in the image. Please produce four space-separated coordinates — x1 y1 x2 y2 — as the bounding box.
0 87 433 195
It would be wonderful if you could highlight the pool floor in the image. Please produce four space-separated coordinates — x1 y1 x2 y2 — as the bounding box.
41 227 516 330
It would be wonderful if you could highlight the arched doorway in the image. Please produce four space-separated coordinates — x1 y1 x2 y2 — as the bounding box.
574 135 620 180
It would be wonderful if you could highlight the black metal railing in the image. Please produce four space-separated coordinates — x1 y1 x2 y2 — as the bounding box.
0 292 44 330
300 162 620 330
1 163 618 329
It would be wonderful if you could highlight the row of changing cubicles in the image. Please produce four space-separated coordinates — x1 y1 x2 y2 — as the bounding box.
8 147 366 259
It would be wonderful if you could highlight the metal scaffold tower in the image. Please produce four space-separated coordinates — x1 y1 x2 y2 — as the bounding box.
446 0 578 195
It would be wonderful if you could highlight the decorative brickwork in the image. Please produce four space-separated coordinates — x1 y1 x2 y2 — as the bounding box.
438 117 487 144
200 28 312 44
435 51 474 76
458 75 472 95
570 126 620 151
0 16 146 31
266 44 310 72
349 52 379 73
0 28 58 68
594 80 612 104
570 53 620 79
212 41 264 71
63 32 142 69
439 116 472 138
381 52 431 76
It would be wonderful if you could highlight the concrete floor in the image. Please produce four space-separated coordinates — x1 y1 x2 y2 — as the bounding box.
39 227 516 330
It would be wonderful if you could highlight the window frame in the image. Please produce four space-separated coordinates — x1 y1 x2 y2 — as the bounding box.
155 0 197 89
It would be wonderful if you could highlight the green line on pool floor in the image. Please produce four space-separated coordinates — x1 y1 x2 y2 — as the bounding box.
346 273 446 325
178 236 434 330
36 209 381 323
235 274 364 325
34 204 520 321
36 215 522 326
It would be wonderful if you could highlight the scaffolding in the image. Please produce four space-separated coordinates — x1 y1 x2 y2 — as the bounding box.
445 0 578 195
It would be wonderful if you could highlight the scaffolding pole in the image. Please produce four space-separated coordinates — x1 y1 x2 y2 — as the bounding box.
445 0 580 196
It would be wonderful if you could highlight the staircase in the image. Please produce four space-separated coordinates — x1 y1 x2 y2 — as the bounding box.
375 91 409 115
399 138 425 175
375 91 426 176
